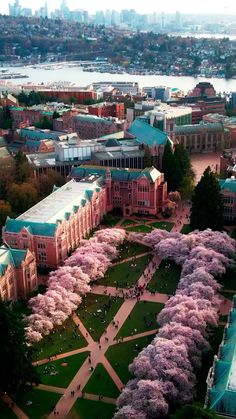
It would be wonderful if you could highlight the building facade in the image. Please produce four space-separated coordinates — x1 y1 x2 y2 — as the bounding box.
88 102 125 120
53 112 126 139
206 296 236 417
188 82 216 98
71 165 167 218
219 177 236 222
3 178 107 269
0 245 37 301
173 122 231 153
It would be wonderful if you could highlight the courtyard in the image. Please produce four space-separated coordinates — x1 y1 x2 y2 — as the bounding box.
2 213 234 419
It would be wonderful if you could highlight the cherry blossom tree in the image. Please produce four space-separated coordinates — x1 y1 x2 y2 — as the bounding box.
26 228 126 342
116 229 235 418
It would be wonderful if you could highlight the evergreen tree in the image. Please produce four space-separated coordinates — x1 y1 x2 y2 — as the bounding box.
0 302 39 392
175 143 195 198
174 143 191 178
162 141 182 191
143 147 153 167
171 403 219 419
190 166 223 231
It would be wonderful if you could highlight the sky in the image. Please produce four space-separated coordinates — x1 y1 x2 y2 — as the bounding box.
1 0 234 15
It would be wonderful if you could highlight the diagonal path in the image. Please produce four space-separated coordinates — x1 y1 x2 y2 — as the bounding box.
37 384 65 394
29 212 194 419
1 393 29 419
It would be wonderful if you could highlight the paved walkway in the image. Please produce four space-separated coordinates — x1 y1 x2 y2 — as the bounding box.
47 247 163 418
6 206 233 419
1 393 29 419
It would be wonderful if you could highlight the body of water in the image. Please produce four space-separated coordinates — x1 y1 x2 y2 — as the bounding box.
3 65 236 93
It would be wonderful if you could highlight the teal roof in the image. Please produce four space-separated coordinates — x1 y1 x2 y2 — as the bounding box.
105 138 120 147
5 219 57 237
74 115 114 124
208 296 236 416
20 128 64 141
220 178 236 193
175 122 224 135
128 119 169 147
0 245 27 275
71 165 162 183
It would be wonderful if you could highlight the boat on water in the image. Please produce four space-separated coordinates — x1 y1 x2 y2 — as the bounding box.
0 70 29 79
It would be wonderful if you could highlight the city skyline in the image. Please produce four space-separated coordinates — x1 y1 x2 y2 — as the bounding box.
1 0 234 15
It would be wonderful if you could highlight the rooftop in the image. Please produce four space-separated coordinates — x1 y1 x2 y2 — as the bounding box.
208 296 236 416
92 149 145 161
220 178 236 193
17 179 100 224
128 119 169 147
0 245 27 275
175 122 225 134
71 165 162 183
74 114 118 124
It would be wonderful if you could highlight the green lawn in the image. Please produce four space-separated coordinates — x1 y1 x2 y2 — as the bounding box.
99 255 151 288
117 241 149 261
181 224 192 234
12 388 61 419
220 290 235 301
126 225 152 233
0 399 17 419
148 260 181 295
77 294 123 341
150 221 174 231
121 219 136 227
83 363 120 398
35 352 89 388
105 334 156 384
33 317 87 361
12 300 32 318
102 214 121 227
116 301 164 339
68 399 116 419
217 268 236 291
231 229 236 240
195 325 225 403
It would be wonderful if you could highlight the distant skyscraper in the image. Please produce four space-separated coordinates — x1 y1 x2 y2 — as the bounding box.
161 12 165 29
9 0 21 17
175 11 181 28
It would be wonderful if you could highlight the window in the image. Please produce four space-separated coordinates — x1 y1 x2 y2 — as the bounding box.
138 185 149 193
138 200 145 206
37 243 46 249
38 252 47 262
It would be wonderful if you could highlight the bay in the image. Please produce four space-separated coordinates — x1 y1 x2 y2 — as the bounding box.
3 65 236 93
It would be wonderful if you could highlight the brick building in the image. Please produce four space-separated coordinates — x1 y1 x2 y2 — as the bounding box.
127 118 172 169
71 165 167 218
0 245 37 301
188 82 216 98
219 177 236 222
173 122 231 153
54 112 126 140
3 166 167 268
88 102 125 120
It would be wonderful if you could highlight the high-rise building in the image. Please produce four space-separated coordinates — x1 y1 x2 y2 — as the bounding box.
8 0 21 17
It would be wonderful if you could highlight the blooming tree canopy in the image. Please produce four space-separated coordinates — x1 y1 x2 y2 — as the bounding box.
115 229 235 418
26 228 126 342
